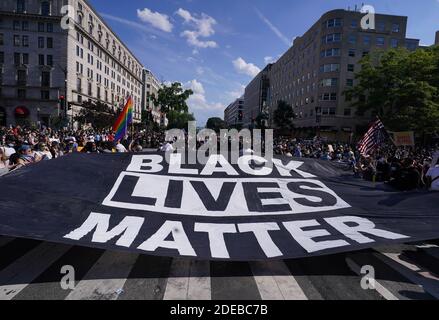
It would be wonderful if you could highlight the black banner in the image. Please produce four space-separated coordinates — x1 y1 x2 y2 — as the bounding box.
0 152 438 261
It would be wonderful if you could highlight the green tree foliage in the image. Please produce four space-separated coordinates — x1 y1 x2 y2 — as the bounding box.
167 110 196 129
206 117 227 132
273 100 295 130
345 48 439 134
153 82 193 114
74 101 116 130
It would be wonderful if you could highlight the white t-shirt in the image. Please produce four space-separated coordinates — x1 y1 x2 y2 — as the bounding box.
426 167 439 191
2 146 16 158
116 143 128 153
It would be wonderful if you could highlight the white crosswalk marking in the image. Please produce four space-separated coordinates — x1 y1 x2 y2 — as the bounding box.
250 261 308 300
374 251 439 299
65 250 138 300
0 242 71 300
345 257 399 300
0 236 14 248
164 258 211 300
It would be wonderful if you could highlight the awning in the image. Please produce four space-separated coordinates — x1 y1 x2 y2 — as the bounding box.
14 106 30 117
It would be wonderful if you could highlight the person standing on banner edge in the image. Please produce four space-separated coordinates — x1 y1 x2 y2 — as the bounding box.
426 151 439 191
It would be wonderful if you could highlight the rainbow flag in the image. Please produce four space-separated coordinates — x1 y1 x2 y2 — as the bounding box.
113 96 133 142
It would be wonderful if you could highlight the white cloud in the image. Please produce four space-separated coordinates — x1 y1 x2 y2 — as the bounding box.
233 57 261 77
184 80 224 111
227 84 246 100
137 8 173 33
176 8 218 48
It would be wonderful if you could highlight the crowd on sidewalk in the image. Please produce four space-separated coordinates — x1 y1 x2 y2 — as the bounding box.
274 137 439 191
1 125 438 191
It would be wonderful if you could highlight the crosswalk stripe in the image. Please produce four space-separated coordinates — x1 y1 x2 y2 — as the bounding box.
345 257 399 300
163 259 211 300
250 261 308 300
65 250 138 300
0 242 72 300
0 237 14 248
374 251 439 299
163 258 191 300
187 260 211 300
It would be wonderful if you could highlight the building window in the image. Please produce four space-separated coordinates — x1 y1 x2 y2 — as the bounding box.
16 0 26 13
347 64 355 72
47 55 53 66
321 93 337 101
320 78 338 87
17 89 26 98
391 39 398 48
346 79 354 87
41 90 50 100
14 35 20 46
325 18 342 28
22 53 28 64
13 20 20 30
322 33 341 44
77 78 82 93
47 37 53 48
348 34 357 44
377 22 386 32
348 49 356 57
376 37 385 46
77 95 82 103
321 48 341 57
351 19 358 28
22 21 29 31
41 71 50 86
320 63 340 73
88 82 92 96
22 35 29 47
0 33 3 46
14 53 20 65
47 23 53 32
363 35 371 46
17 70 26 84
41 1 51 16
39 54 45 65
0 52 4 64
38 37 44 48
362 50 370 57
38 22 45 32
392 23 400 33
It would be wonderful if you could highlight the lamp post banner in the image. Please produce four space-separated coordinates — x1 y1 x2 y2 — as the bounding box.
0 152 438 261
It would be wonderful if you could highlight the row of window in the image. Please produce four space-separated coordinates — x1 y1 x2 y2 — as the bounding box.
319 63 355 73
323 17 401 33
321 33 401 48
8 88 52 100
16 0 52 16
12 20 53 33
14 69 50 87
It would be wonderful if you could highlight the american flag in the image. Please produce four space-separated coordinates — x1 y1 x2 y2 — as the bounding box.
358 118 387 155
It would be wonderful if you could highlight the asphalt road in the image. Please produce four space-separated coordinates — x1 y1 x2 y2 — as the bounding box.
1 236 439 300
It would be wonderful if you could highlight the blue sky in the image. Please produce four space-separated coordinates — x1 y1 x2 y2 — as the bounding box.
90 0 439 126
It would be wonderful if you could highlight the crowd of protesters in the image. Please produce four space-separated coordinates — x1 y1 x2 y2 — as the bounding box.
0 125 165 175
1 125 438 192
274 137 439 191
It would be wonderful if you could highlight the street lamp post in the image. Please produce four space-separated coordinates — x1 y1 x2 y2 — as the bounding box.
315 107 322 139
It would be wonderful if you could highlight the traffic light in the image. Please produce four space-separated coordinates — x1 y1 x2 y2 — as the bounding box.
59 95 65 110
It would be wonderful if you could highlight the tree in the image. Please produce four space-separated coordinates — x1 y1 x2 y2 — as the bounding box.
345 48 439 135
153 82 193 114
273 100 295 131
74 101 116 130
206 117 227 132
167 110 196 129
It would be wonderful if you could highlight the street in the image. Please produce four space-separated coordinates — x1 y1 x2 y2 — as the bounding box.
1 236 439 300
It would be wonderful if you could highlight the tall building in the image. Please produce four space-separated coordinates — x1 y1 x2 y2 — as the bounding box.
243 64 271 128
0 0 144 127
435 31 439 46
141 68 167 127
244 9 421 140
224 97 244 127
